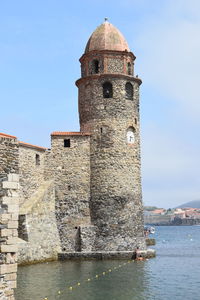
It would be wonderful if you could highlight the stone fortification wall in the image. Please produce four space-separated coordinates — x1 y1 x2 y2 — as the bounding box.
18 180 61 264
17 142 62 264
47 133 92 251
0 135 19 300
18 143 46 206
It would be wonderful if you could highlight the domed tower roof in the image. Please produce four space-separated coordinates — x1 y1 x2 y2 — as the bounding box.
85 20 130 53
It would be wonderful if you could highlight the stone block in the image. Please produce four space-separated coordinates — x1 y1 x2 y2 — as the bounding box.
0 245 18 253
0 220 8 227
2 182 19 190
0 229 13 237
5 273 17 281
6 264 17 274
6 238 19 245
12 230 18 237
7 221 18 229
6 253 17 264
0 264 7 275
7 205 19 214
11 214 18 221
0 214 11 221
7 280 17 289
4 288 14 296
8 174 19 182
0 281 6 288
2 197 19 205
7 190 18 197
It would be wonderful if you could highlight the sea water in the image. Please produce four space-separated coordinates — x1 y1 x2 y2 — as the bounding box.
15 226 200 300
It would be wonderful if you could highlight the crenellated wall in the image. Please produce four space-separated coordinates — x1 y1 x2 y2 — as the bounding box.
0 134 19 300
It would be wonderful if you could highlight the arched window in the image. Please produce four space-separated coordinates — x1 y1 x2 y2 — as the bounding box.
127 127 135 144
92 60 99 74
127 62 132 75
103 82 113 98
125 82 133 100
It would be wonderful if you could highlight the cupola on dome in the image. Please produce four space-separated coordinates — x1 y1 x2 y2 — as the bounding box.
85 20 130 53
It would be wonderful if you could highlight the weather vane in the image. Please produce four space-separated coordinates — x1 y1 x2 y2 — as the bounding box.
104 17 108 22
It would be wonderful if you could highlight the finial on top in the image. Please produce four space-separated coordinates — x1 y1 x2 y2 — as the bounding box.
104 17 108 22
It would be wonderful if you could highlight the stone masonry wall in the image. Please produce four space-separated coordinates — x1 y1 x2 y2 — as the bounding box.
107 57 124 73
18 180 61 264
0 135 19 300
77 49 145 252
19 145 46 206
78 77 145 251
80 51 134 77
46 134 92 251
17 144 62 264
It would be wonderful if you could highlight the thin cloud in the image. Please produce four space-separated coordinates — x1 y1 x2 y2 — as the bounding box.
136 1 200 120
133 0 200 207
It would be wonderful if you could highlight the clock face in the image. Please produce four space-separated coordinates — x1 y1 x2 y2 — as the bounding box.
127 128 135 144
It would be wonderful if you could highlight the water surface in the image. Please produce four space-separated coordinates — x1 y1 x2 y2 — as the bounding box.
16 226 200 300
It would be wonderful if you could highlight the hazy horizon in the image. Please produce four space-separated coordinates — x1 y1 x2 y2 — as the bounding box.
1 0 199 208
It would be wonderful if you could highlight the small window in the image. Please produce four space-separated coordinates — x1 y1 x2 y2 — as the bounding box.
127 127 135 144
127 62 132 75
103 82 113 98
64 139 70 147
125 82 133 100
92 60 99 74
18 215 28 241
36 154 40 166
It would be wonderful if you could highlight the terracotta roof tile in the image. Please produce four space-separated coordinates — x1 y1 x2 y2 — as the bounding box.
0 132 17 139
51 131 91 136
19 141 47 151
85 21 130 53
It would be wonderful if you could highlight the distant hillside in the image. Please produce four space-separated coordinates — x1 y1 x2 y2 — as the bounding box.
177 200 200 209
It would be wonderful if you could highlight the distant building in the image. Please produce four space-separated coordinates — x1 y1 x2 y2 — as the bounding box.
151 209 166 215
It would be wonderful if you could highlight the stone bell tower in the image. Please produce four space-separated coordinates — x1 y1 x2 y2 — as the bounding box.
76 20 146 251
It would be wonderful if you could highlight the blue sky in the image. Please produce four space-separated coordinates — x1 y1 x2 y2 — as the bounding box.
1 0 200 208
